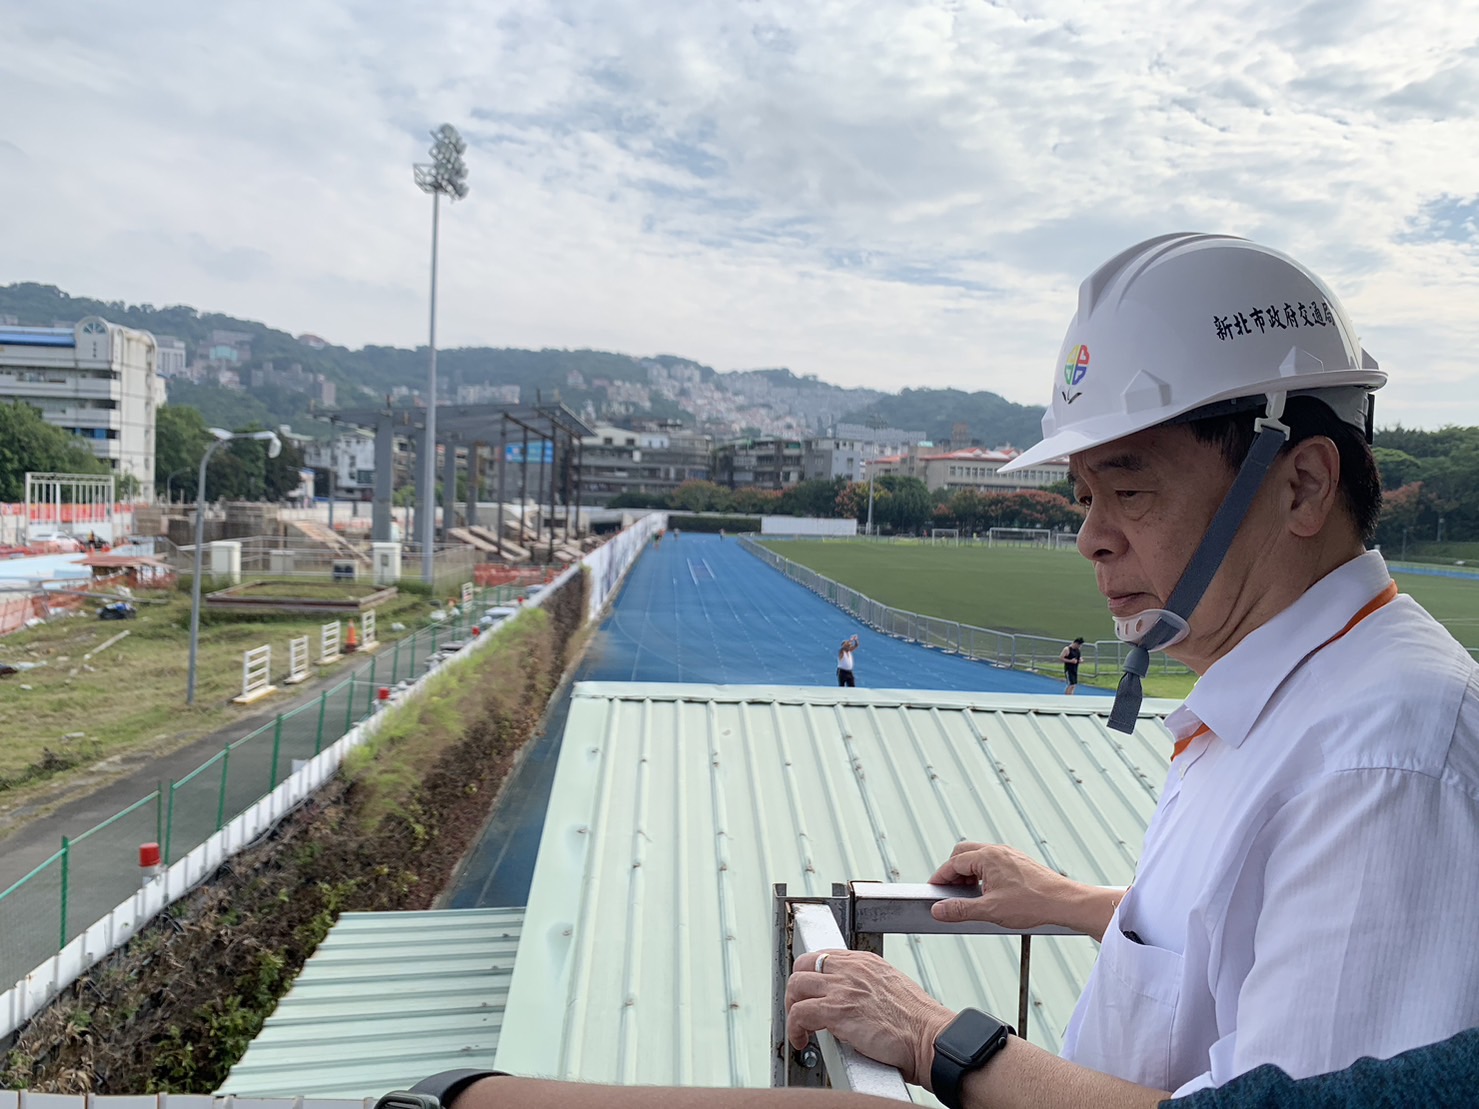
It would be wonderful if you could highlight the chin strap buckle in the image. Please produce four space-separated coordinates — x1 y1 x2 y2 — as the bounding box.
1253 390 1291 440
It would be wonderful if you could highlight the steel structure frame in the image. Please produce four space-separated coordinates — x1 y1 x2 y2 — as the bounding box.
328 401 594 562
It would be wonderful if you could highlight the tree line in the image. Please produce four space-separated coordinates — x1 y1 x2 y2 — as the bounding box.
608 476 1085 534
1372 426 1479 549
9 391 1479 552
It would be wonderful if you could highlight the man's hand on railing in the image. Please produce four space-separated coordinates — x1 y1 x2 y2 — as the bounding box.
929 843 1125 943
785 948 955 1091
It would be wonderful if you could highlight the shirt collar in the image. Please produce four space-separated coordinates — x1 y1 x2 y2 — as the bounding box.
1178 550 1393 749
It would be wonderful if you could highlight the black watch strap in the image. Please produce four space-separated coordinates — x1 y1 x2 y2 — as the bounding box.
411 1069 506 1107
930 1009 1013 1109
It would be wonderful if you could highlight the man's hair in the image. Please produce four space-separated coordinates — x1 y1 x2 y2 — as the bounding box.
1184 394 1381 543
1073 637 1085 644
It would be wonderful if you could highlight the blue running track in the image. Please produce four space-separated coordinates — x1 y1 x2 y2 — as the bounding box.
582 533 1089 692
449 534 1101 908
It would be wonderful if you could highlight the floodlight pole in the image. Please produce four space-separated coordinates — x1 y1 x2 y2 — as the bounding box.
414 123 470 587
421 190 441 583
864 415 885 537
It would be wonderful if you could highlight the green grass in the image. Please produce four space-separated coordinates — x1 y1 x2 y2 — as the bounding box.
1400 541 1479 566
0 588 429 792
764 542 1116 640
217 579 391 601
761 541 1479 700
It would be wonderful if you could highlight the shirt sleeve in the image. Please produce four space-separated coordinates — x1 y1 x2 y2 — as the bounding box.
1163 1026 1479 1108
1174 766 1479 1096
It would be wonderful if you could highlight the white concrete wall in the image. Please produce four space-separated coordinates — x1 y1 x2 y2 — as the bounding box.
760 516 858 537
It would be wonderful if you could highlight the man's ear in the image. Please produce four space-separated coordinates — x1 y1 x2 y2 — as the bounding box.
1283 437 1342 539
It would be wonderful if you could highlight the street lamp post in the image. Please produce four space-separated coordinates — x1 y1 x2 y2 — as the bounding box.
186 429 282 705
864 415 887 537
413 123 470 585
165 468 193 505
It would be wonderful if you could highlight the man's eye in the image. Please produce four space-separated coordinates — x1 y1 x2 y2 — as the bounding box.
1117 490 1141 501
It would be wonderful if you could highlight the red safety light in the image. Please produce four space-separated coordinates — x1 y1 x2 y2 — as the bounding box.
472 625 481 637
139 842 162 868
377 686 391 701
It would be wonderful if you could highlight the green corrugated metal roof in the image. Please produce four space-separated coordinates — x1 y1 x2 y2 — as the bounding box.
496 682 1176 1091
220 908 522 1099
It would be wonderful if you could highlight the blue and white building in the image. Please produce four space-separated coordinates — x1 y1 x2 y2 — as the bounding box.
0 316 165 490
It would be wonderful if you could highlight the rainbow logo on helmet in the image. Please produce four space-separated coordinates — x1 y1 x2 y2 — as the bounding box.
1064 344 1090 387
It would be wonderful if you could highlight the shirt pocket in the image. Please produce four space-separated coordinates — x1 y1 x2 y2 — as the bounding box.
1070 916 1185 1090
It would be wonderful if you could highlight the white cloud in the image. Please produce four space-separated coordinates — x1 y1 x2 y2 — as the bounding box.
1 0 1478 425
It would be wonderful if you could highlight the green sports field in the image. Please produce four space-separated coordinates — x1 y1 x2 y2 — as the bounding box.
763 543 1115 641
759 540 1479 696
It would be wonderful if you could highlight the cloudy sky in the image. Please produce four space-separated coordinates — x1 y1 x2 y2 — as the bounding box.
3 0 1478 425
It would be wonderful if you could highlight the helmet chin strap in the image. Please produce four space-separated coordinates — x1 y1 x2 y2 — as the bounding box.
1106 395 1292 734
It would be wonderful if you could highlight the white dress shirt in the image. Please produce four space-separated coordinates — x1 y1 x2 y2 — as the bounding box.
1061 551 1479 1096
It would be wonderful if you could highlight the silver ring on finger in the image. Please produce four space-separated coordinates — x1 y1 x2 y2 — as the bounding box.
815 952 830 975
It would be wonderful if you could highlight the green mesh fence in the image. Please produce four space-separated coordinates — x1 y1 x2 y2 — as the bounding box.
164 748 228 866
0 851 65 988
65 792 163 946
0 581 517 991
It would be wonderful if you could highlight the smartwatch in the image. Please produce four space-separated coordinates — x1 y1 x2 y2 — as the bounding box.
374 1069 506 1109
929 1008 1013 1109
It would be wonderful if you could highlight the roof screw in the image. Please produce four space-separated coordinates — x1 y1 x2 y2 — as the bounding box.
799 1045 820 1069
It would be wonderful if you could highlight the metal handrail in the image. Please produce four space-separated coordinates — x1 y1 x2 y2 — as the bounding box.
773 881 1089 1099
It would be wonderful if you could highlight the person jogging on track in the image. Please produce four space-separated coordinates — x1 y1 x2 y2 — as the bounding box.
837 634 860 687
1060 636 1085 694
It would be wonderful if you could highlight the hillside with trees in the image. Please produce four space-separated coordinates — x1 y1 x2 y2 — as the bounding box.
843 388 1045 449
0 284 1049 451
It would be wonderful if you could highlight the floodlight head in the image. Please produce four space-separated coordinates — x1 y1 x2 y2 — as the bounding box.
413 122 471 201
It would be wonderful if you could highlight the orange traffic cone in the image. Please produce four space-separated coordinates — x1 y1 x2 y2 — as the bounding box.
345 620 359 653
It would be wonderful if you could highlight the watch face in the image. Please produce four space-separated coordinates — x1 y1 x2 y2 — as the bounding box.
938 1008 1007 1063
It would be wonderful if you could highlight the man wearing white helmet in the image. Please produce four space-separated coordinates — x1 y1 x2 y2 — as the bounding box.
780 233 1479 1106
370 236 1479 1109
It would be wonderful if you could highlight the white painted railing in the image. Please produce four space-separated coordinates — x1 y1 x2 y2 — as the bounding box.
284 635 310 685
233 645 275 704
319 619 341 664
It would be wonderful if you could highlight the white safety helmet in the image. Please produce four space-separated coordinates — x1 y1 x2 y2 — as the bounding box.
1013 233 1389 733
1001 232 1385 474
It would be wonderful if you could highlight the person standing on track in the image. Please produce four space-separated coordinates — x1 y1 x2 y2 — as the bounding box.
1060 636 1085 694
837 634 860 687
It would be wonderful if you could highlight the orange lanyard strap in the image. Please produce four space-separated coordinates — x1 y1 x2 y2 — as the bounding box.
1170 582 1399 761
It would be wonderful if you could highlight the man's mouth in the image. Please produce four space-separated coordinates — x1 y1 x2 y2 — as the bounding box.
1106 592 1154 617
